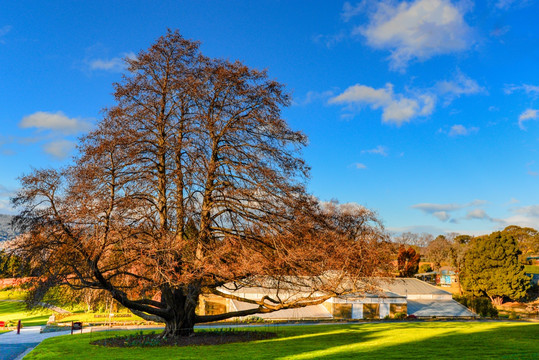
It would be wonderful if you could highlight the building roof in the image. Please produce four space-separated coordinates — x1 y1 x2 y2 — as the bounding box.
230 300 333 319
408 300 477 318
380 278 451 297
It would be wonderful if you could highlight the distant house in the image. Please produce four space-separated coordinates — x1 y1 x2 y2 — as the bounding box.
438 267 458 286
198 278 476 321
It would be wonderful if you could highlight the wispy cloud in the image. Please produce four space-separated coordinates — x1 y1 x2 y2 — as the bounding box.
465 208 493 221
412 200 487 222
352 162 367 169
341 1 367 22
505 84 539 97
448 124 479 137
294 90 334 106
496 204 539 228
0 184 15 198
361 145 388 156
43 140 76 160
436 71 486 104
356 0 474 70
85 52 136 73
0 25 11 44
518 109 538 130
495 0 533 10
312 32 347 48
329 83 435 126
19 111 93 135
490 25 511 37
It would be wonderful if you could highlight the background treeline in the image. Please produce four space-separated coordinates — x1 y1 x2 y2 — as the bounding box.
393 225 539 305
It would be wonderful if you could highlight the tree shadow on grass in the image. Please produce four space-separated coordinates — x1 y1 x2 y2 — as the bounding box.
276 322 539 360
25 322 539 360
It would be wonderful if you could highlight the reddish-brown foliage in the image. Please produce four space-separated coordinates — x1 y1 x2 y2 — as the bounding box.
12 31 391 337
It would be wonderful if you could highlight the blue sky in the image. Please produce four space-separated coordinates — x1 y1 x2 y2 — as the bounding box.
0 0 538 236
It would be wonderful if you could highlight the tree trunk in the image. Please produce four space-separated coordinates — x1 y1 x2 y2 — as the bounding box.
161 286 200 338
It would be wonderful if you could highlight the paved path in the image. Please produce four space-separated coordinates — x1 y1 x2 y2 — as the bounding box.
0 327 71 360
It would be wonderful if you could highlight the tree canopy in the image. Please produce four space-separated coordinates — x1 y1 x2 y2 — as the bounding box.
12 31 390 337
397 245 420 277
425 235 451 270
461 231 530 305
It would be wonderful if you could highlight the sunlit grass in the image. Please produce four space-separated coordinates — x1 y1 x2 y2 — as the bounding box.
0 300 52 326
57 311 145 324
0 289 27 301
25 321 539 359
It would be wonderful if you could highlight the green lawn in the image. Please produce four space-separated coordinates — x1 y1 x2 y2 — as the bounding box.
0 300 52 326
25 321 539 359
0 289 27 300
524 265 539 274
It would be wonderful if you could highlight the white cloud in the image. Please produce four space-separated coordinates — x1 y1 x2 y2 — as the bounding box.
495 0 532 10
518 109 538 130
0 198 15 214
412 200 487 222
505 84 539 96
329 83 435 126
341 1 367 22
412 202 465 213
490 25 510 37
87 52 136 72
19 111 92 135
433 211 450 221
361 145 388 156
448 124 479 136
496 205 539 228
295 90 334 106
496 0 517 9
436 71 486 101
466 208 493 221
0 184 15 198
43 140 76 160
353 162 367 169
357 0 474 70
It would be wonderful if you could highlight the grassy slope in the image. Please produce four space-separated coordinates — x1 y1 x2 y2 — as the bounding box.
26 322 539 360
0 289 26 300
0 299 52 326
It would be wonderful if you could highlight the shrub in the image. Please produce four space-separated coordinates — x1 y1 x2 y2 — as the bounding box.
453 295 498 317
508 311 519 320
393 312 407 320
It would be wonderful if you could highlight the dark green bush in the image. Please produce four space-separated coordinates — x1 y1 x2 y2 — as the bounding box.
453 295 498 317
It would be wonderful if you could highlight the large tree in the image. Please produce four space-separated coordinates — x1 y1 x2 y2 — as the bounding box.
500 226 539 262
12 31 390 337
448 234 472 294
425 235 452 270
397 245 420 277
460 231 530 305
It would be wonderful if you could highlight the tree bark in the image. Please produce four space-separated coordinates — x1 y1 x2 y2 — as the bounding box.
161 286 200 338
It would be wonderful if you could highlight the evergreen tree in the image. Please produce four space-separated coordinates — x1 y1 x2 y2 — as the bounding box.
461 231 530 305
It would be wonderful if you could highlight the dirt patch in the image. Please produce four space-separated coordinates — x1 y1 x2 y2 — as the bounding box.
91 330 277 347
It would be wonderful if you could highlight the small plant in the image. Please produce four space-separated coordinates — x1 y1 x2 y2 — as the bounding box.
394 312 407 320
508 311 519 320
